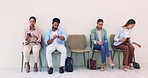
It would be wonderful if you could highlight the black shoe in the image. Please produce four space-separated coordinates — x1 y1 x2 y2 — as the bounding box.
48 67 53 74
59 67 64 74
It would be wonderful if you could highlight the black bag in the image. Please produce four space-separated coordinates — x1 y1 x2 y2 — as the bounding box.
133 62 140 69
87 59 97 70
132 55 140 69
65 57 73 72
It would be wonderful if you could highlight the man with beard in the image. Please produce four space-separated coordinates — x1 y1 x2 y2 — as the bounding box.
44 18 67 74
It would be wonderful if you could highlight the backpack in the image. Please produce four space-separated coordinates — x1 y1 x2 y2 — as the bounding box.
65 57 73 72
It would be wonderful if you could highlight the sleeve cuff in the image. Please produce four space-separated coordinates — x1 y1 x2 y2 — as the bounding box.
94 41 97 44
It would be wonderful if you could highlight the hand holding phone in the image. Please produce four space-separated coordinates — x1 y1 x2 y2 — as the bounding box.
27 33 31 36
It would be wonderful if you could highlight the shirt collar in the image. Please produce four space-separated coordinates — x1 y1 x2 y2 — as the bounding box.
28 27 35 31
49 27 60 31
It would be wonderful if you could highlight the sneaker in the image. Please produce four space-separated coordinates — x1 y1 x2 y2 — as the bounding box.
48 67 53 74
59 67 64 74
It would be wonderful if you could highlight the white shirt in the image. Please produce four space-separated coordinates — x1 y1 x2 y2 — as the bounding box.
114 27 132 46
50 31 58 44
123 28 131 38
98 30 102 42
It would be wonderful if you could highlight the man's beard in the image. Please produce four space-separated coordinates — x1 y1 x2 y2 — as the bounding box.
52 27 57 30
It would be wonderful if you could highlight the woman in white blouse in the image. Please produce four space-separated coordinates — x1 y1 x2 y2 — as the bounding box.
114 19 141 71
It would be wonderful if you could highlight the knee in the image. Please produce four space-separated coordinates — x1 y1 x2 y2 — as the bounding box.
101 46 105 52
23 45 31 52
123 46 129 52
46 45 54 53
130 45 135 51
101 46 105 49
103 42 108 46
33 45 40 52
63 47 67 52
59 46 67 53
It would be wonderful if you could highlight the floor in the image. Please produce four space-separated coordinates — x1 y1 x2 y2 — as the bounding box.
0 63 148 78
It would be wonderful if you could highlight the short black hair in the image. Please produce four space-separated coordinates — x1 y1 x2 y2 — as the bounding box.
97 19 103 24
29 16 36 22
52 18 60 24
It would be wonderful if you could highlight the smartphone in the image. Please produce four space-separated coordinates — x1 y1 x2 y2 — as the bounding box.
27 33 31 36
125 37 130 42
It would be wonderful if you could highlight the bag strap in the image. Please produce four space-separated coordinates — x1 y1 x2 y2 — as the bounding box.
133 54 136 63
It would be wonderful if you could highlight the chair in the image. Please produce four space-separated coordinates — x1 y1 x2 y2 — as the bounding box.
110 34 123 69
90 35 113 67
67 35 90 68
21 50 42 72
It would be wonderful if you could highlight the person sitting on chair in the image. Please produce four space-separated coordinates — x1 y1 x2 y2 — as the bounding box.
91 19 115 71
23 16 41 73
114 19 141 71
44 18 67 74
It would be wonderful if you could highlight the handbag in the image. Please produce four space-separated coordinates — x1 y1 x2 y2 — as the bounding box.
87 59 97 70
132 55 140 69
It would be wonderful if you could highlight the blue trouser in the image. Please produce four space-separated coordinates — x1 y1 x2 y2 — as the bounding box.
93 42 110 63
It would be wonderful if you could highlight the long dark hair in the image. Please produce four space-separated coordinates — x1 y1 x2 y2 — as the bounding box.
123 19 136 27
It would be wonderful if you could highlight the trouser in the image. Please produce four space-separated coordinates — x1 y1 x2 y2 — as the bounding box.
117 42 135 66
93 42 110 63
46 44 67 67
23 43 41 63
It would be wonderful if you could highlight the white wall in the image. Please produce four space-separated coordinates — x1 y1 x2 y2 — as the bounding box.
0 0 147 68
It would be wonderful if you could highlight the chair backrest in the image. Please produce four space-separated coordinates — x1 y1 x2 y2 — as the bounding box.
67 35 87 50
110 34 115 50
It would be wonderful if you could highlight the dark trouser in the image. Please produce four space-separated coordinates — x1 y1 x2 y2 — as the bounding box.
117 42 135 66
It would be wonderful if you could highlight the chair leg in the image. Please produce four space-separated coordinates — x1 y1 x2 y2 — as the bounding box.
83 53 86 66
39 53 42 72
71 52 74 65
96 52 98 67
113 51 115 61
24 61 26 68
110 51 113 60
47 65 49 72
70 52 72 57
87 52 90 69
91 51 95 59
110 51 114 69
118 52 120 69
105 60 106 66
21 52 24 72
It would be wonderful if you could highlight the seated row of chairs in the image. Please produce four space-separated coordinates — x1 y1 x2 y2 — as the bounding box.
21 34 122 72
